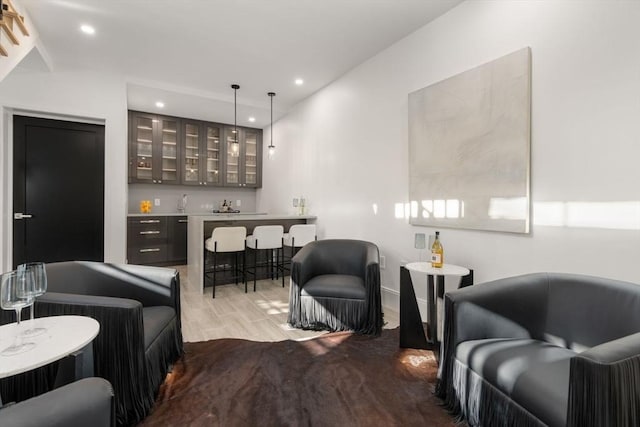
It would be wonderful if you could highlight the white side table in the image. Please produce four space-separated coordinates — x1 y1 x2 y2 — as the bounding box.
402 262 470 351
0 315 99 379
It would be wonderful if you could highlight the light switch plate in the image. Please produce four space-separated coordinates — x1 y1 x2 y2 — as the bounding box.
236 199 241 207
154 198 160 206
380 255 386 269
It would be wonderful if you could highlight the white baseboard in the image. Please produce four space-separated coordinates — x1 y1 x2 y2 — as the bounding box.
381 285 428 319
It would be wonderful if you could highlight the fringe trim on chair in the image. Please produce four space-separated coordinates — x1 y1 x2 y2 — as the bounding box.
450 359 545 427
33 300 153 426
568 354 640 427
298 296 371 334
146 318 183 396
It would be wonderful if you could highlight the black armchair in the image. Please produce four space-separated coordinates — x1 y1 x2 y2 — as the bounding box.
288 239 382 335
437 272 640 427
32 261 183 426
0 378 114 427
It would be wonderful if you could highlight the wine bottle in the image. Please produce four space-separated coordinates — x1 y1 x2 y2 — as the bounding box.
431 231 444 268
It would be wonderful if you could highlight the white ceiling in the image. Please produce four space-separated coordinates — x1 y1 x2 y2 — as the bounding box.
20 0 462 126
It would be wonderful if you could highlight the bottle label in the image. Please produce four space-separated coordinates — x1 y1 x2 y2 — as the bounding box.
431 253 442 264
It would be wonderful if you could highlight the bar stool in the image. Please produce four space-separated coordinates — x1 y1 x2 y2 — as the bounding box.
245 225 284 291
282 224 317 273
204 226 247 298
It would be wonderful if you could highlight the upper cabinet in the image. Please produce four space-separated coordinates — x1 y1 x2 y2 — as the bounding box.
224 126 262 188
129 111 261 187
129 112 180 185
182 120 223 187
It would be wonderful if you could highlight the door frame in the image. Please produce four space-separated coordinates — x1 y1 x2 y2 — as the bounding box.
0 107 105 272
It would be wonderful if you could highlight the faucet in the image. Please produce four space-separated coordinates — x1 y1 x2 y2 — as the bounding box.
178 194 187 213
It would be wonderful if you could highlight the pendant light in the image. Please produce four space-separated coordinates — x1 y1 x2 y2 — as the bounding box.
230 84 240 157
267 92 276 159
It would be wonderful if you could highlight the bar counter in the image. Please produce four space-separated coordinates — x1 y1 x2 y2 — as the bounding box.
187 214 317 293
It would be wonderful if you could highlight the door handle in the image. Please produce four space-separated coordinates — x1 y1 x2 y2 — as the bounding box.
139 231 160 235
14 213 33 220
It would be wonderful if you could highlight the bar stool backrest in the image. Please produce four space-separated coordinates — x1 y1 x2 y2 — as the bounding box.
286 224 317 248
210 226 247 252
251 225 284 249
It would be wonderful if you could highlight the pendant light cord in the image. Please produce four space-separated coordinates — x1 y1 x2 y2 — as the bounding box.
268 92 276 149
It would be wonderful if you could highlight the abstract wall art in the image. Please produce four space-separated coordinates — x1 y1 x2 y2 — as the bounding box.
408 47 531 233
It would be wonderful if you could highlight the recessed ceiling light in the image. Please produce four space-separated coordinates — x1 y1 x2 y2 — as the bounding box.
295 78 304 86
248 117 256 123
80 25 95 35
155 101 165 108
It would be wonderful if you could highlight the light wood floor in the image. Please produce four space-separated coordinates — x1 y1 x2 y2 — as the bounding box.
176 265 399 343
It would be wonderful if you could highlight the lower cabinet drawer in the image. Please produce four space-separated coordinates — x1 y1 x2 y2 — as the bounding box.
128 244 167 265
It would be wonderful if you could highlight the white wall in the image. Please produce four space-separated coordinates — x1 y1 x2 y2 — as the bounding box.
0 69 128 270
257 1 640 309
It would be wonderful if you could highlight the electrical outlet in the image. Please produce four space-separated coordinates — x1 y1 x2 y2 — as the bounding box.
154 198 160 206
236 199 241 207
293 198 299 207
380 255 386 269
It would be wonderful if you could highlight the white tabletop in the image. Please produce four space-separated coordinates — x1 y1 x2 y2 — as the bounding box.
0 315 100 378
405 262 470 277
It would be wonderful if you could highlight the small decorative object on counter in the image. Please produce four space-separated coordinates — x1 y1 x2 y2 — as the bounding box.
140 200 152 214
430 231 444 268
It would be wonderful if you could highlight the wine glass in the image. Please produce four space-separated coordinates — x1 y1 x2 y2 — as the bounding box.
0 270 36 356
17 262 47 337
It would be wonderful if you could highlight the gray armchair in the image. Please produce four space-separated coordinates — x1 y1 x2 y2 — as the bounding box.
30 261 182 426
0 378 114 427
288 239 382 335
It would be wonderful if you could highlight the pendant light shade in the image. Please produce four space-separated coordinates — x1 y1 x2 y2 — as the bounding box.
267 92 276 159
231 84 240 157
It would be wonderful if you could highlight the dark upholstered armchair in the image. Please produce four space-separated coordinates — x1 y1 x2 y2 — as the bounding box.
0 378 114 427
437 272 640 427
31 261 183 426
288 239 382 336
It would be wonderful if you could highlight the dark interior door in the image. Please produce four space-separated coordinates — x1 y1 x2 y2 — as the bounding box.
13 116 105 267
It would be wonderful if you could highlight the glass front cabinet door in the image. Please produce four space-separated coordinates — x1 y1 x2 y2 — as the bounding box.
243 129 261 188
182 121 201 185
158 117 180 184
223 126 262 187
131 113 155 183
129 112 180 184
204 124 222 185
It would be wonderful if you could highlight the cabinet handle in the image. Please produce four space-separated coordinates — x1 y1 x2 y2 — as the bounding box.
178 219 188 223
139 220 160 224
139 248 161 253
139 230 160 235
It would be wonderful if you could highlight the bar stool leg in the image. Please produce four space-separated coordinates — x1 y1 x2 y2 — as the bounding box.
243 249 247 293
280 247 285 287
254 246 258 292
212 245 217 299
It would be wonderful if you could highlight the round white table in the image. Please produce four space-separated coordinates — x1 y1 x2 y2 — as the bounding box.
0 315 100 379
403 262 470 350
